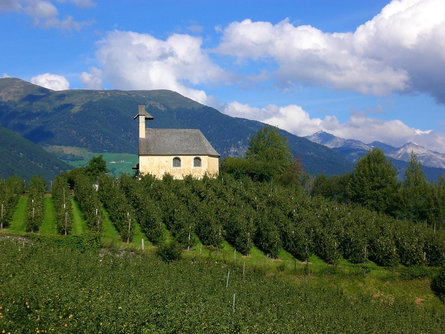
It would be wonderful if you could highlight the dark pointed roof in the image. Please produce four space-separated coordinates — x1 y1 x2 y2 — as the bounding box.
139 129 220 157
133 105 153 120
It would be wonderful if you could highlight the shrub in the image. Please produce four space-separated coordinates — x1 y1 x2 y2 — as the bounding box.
431 266 445 302
156 240 182 263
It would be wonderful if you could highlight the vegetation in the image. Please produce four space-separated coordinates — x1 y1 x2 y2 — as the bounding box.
98 175 134 243
26 176 46 233
0 176 23 229
0 238 444 333
72 173 102 233
51 175 72 235
0 125 71 181
313 150 445 229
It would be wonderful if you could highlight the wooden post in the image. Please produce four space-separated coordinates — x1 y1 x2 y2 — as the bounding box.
127 212 131 244
1 202 3 230
64 211 68 235
232 293 236 314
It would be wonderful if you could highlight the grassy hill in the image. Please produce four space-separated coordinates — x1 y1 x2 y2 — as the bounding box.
0 126 71 181
0 78 352 176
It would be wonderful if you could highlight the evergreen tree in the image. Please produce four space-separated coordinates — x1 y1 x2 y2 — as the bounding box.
347 148 401 216
402 153 429 222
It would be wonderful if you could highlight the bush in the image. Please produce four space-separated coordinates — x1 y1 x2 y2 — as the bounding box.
156 240 182 263
431 266 445 302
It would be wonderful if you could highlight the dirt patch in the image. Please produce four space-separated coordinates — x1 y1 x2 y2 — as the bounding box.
415 297 424 306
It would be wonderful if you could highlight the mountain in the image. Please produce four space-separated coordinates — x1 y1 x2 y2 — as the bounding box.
0 78 353 176
0 125 71 181
306 131 445 181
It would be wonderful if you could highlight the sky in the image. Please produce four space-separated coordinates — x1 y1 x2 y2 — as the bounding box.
1 0 445 153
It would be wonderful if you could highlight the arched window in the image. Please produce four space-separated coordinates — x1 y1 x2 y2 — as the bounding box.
173 157 181 168
193 157 202 167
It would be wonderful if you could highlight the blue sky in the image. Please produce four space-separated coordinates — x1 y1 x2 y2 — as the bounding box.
1 0 445 153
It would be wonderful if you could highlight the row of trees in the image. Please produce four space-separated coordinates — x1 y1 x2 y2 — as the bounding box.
111 173 445 267
26 176 46 232
0 176 24 229
98 175 134 242
51 175 72 235
312 149 445 229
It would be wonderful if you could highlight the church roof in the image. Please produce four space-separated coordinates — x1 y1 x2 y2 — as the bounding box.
139 129 220 157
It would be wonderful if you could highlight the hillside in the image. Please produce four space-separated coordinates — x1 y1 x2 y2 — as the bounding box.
0 126 71 181
0 78 352 176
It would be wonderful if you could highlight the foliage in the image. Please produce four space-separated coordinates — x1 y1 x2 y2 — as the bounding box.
0 125 71 182
72 173 102 233
156 240 182 263
0 176 23 229
26 176 46 232
431 266 445 302
119 174 164 245
84 155 109 180
51 175 72 235
347 148 401 216
98 175 134 243
0 238 444 333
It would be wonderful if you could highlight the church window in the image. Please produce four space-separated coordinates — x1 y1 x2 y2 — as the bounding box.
173 157 181 168
193 157 202 167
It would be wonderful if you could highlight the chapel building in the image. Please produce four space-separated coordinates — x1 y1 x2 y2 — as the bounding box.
134 105 219 179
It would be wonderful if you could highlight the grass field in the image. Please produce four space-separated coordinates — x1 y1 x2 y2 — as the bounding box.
7 196 27 233
39 196 57 235
44 145 138 176
71 198 87 235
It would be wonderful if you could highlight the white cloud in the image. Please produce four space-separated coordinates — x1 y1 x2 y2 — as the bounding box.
56 0 95 8
92 30 226 104
223 101 445 154
31 73 69 90
216 0 445 103
80 67 103 89
0 0 91 30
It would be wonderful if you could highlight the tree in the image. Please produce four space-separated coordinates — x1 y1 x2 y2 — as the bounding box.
222 126 295 183
401 153 429 222
347 148 401 216
246 125 293 175
84 155 109 180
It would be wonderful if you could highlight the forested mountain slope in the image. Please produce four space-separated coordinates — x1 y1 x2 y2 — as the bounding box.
0 125 71 181
0 78 352 176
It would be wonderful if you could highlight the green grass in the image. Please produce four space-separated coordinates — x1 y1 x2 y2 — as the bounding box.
71 198 87 235
8 196 28 232
44 145 138 177
132 222 152 250
100 207 122 246
39 196 57 235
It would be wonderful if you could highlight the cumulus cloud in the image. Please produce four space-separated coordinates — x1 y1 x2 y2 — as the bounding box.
217 0 445 103
92 30 226 104
31 73 69 90
80 67 103 89
0 0 91 30
223 101 445 154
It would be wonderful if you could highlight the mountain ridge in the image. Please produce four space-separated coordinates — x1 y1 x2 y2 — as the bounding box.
0 78 353 176
306 131 445 181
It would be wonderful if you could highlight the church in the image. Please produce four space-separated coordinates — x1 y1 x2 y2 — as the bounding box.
133 105 220 179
